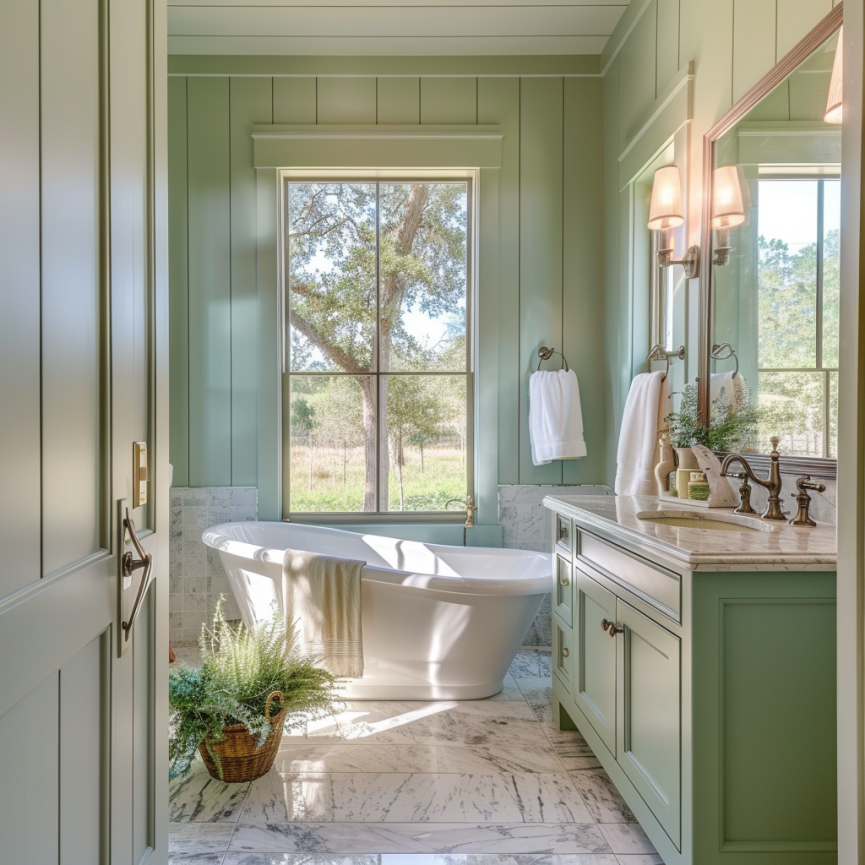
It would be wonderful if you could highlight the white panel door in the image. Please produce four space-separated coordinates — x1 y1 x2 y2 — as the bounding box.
0 0 168 861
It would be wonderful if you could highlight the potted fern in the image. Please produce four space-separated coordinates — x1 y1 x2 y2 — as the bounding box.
169 600 339 783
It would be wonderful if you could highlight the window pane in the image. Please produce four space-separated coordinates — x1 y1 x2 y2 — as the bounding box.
829 370 838 459
757 370 825 457
287 182 377 372
288 375 374 512
822 180 841 369
379 183 468 373
757 180 818 368
381 375 467 511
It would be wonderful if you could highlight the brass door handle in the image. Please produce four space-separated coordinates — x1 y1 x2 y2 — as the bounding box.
602 618 623 637
122 508 154 642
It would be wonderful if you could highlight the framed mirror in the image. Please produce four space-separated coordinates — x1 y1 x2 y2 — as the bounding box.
700 5 842 476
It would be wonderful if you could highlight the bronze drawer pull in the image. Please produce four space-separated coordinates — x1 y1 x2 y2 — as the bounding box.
602 618 624 638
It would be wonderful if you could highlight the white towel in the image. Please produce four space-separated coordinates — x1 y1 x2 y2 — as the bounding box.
283 548 365 679
710 371 740 413
529 369 587 466
615 371 670 497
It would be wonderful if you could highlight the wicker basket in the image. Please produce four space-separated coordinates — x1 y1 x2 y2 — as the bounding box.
198 691 286 783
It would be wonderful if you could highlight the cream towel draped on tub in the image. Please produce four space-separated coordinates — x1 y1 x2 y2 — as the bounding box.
615 371 671 497
282 549 366 679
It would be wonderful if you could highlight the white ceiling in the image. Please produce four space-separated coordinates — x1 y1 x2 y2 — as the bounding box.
167 0 628 56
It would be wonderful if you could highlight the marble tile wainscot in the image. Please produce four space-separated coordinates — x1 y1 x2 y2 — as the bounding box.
170 486 258 645
499 485 614 646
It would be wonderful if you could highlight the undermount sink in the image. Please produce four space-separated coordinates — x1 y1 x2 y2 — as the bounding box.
636 510 774 533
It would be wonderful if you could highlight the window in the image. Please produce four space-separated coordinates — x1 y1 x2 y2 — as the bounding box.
282 178 472 514
756 178 840 458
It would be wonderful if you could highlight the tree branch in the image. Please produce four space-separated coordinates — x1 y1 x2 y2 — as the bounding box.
289 307 367 375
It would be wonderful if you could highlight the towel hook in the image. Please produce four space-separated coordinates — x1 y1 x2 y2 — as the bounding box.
711 342 739 377
537 346 569 372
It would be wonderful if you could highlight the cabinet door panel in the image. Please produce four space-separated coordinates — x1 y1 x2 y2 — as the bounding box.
617 598 681 847
554 555 573 627
553 615 574 693
575 569 617 755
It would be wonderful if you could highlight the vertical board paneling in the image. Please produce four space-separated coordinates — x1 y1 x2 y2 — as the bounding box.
0 675 59 864
656 0 681 96
132 600 151 860
257 171 280 520
562 78 605 484
377 77 420 124
603 56 621 487
60 639 102 863
519 77 563 484
317 77 376 123
0 0 41 595
732 0 777 103
421 77 477 124
617 186 633 444
41 0 100 573
478 78 521 484
273 77 316 123
168 77 190 487
231 78 272 485
188 77 232 486
777 0 832 58
618 0 657 150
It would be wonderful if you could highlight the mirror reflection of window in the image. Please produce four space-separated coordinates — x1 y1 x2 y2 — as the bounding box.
756 178 840 457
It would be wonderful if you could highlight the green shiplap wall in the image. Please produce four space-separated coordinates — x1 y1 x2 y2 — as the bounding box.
601 0 839 484
168 64 605 499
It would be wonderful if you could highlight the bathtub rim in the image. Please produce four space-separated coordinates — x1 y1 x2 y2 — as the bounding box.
203 520 551 597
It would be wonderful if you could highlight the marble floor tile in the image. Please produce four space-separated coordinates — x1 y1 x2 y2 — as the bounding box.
556 757 603 771
520 689 553 725
169 855 223 865
508 652 543 680
537 653 552 679
596 825 656 856
468 858 618 865
614 856 664 865
381 857 466 865
240 772 592 824
228 822 611 855
335 701 549 749
223 856 379 865
169 822 235 856
568 771 635 824
282 712 346 743
169 762 250 822
273 743 566 775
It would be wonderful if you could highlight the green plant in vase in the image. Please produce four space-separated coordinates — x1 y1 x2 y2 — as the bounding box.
168 599 339 781
666 380 763 452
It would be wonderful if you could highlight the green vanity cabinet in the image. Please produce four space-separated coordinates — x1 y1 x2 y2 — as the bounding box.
574 568 618 756
554 555 573 627
548 506 837 865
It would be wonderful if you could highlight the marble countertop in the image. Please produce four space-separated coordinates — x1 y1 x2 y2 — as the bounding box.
543 495 837 572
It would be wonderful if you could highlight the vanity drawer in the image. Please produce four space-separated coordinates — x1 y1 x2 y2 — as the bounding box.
554 555 573 627
555 513 573 553
553 615 575 694
579 533 681 620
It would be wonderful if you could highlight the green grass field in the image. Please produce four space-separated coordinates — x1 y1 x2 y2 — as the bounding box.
288 444 466 512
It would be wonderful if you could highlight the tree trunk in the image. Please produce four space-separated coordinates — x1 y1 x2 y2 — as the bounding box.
396 430 405 511
358 377 377 511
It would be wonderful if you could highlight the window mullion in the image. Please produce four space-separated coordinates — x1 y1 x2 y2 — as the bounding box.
816 180 824 371
375 181 382 514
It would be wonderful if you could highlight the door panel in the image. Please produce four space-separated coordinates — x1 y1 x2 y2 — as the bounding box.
617 598 681 846
555 555 573 627
41 0 102 573
0 0 41 598
575 568 618 755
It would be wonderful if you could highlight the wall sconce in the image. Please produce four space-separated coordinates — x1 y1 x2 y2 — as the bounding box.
711 165 746 266
647 165 700 279
824 27 843 125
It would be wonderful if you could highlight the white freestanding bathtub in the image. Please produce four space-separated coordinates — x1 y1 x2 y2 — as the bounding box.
202 521 550 700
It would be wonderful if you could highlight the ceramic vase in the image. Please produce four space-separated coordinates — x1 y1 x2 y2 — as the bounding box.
673 447 699 471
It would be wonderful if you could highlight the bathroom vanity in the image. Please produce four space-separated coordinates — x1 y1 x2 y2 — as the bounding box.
545 494 837 865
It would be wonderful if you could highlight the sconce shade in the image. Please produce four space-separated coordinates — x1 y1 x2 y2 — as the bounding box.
711 165 746 230
647 165 684 231
824 28 843 125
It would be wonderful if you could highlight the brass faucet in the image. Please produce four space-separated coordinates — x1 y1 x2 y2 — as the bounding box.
446 495 477 528
724 470 757 515
790 476 826 527
720 436 786 521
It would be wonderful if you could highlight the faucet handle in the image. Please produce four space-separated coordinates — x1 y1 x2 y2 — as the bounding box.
769 436 781 454
795 475 826 494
